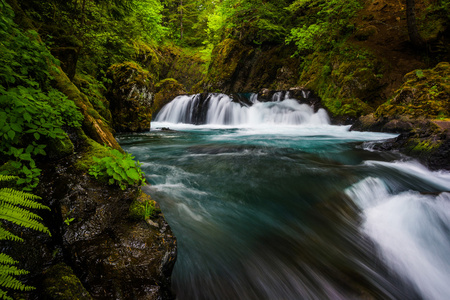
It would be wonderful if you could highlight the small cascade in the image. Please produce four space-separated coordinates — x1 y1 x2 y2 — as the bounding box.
155 93 330 126
302 90 311 99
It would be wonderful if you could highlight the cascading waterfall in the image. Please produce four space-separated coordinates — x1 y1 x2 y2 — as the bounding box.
118 92 450 300
154 93 329 126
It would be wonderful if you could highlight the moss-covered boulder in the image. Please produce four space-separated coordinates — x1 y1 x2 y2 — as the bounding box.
132 40 161 79
351 62 450 170
198 39 254 93
43 263 92 300
197 39 302 94
160 45 207 92
37 153 177 299
375 62 450 119
151 78 186 118
107 62 155 132
299 45 383 119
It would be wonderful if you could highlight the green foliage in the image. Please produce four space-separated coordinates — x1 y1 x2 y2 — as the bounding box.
286 0 362 55
129 195 159 220
209 0 292 46
0 1 58 90
416 69 425 79
0 0 83 190
64 217 75 226
0 175 50 300
286 23 328 54
88 148 145 190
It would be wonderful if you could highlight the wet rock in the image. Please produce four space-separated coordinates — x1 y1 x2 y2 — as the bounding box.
107 62 155 132
197 39 300 94
37 157 177 299
42 263 92 300
350 62 450 170
151 78 186 118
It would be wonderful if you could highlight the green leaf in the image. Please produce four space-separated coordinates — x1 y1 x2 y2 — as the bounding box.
126 168 140 181
10 123 22 132
33 133 40 140
7 130 15 140
23 112 32 122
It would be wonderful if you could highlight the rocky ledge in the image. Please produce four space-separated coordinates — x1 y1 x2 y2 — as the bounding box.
351 62 450 170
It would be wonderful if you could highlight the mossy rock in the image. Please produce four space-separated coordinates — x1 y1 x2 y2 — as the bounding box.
106 62 155 132
299 45 382 118
151 78 186 118
129 192 161 221
74 137 110 172
72 74 112 125
44 133 75 160
375 62 450 119
354 24 378 41
162 46 208 92
42 263 92 300
201 39 254 92
132 40 160 79
51 66 120 150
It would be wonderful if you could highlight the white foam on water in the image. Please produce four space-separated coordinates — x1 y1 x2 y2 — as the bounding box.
346 174 450 300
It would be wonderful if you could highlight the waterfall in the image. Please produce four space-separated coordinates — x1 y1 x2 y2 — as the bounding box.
154 93 330 126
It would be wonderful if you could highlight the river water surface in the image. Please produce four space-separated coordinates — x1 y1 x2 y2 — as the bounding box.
118 94 450 300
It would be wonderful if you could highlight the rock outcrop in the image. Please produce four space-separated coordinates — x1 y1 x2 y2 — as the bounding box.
107 62 155 132
351 62 450 170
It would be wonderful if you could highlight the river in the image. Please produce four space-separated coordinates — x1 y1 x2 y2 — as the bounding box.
118 94 450 300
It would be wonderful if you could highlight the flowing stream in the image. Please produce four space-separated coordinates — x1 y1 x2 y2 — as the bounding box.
118 94 450 300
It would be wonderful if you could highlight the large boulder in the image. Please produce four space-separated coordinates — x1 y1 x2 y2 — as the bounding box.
196 39 301 94
37 150 177 299
351 62 450 170
107 62 155 132
151 78 187 118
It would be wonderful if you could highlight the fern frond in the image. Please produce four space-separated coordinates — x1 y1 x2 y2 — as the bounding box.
0 175 18 182
0 227 22 242
0 203 51 235
0 274 34 291
0 254 16 266
0 265 29 277
0 189 49 210
0 288 14 300
0 175 50 298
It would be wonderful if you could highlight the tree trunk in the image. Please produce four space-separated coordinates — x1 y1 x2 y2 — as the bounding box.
406 0 425 48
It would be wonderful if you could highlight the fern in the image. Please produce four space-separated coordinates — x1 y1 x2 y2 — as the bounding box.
0 175 50 299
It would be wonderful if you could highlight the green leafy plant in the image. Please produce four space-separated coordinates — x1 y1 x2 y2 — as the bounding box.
88 148 145 190
286 0 362 55
129 195 159 221
64 217 75 226
416 69 425 79
0 174 50 299
0 0 83 190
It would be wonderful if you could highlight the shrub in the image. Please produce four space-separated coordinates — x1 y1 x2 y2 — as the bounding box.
88 148 145 190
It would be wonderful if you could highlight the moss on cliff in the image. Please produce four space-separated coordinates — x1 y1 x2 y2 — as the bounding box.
375 62 450 119
106 62 155 132
200 39 254 92
151 78 186 117
299 44 383 118
51 65 120 150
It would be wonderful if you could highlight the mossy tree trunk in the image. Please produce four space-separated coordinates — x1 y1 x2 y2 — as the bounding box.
406 0 425 49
